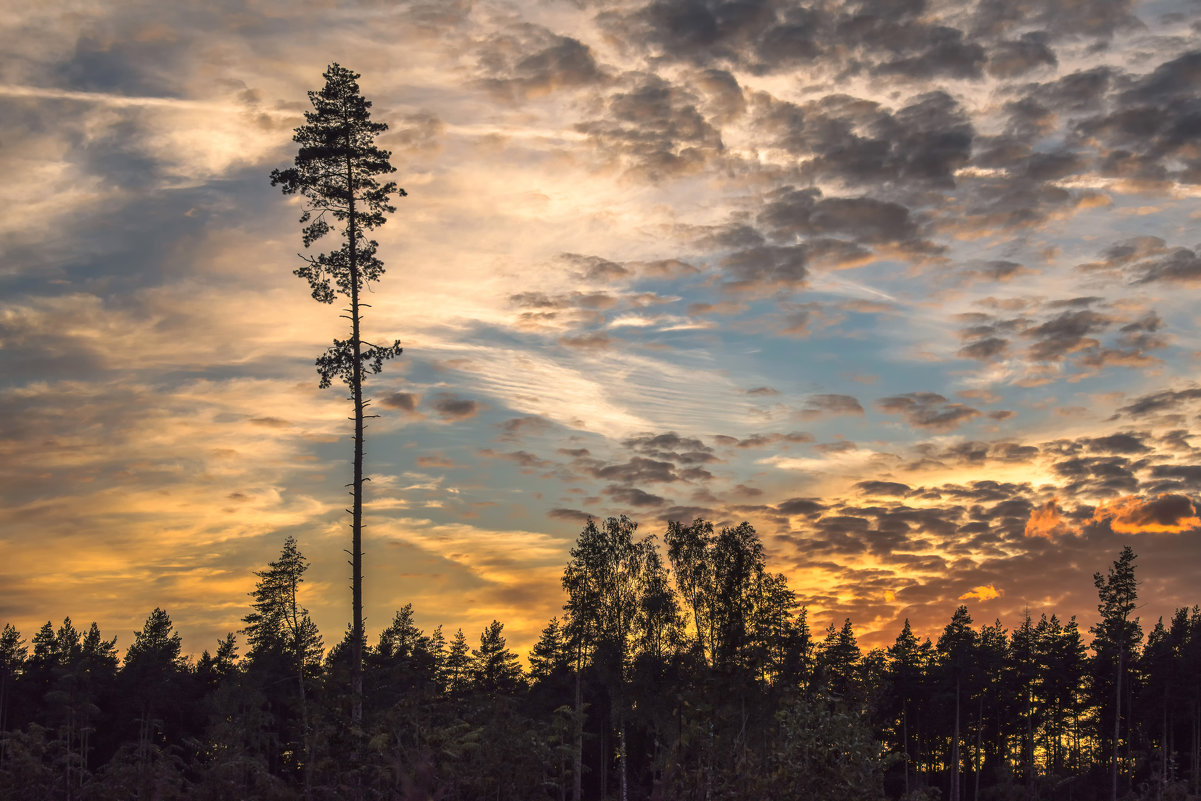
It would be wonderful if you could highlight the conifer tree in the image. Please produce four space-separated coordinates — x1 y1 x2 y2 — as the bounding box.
1092 545 1141 801
528 618 568 684
270 63 404 722
0 625 27 764
471 621 523 695
445 629 471 694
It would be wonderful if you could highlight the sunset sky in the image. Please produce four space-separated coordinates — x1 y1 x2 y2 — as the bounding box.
3 0 1201 658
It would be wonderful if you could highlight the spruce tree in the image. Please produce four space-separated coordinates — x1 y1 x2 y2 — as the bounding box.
1092 546 1141 801
270 63 404 722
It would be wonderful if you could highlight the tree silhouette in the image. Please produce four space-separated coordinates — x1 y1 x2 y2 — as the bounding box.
243 537 322 794
1092 545 1141 801
270 63 404 723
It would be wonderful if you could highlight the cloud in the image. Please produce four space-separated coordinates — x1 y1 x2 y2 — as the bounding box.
876 393 981 432
497 415 554 441
958 584 1002 602
776 497 826 517
380 392 420 412
1118 387 1201 418
854 481 911 497
548 507 593 522
575 73 723 180
605 485 667 507
986 36 1057 78
476 26 607 102
430 393 482 421
1025 498 1072 539
1092 494 1201 535
800 394 865 419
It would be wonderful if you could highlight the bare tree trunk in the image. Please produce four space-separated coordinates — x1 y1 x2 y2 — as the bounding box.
619 721 628 801
1113 648 1123 801
951 674 961 801
975 696 983 801
573 649 583 801
346 154 365 728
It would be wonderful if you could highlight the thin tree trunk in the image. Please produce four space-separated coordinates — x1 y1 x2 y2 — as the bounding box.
951 674 961 801
573 647 583 801
619 721 628 801
1113 648 1123 801
975 696 982 801
0 671 7 765
346 151 365 728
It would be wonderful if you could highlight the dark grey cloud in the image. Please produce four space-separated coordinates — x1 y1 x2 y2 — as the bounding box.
548 507 594 522
985 35 1058 78
1131 247 1201 285
800 394 865 418
717 244 808 293
476 25 607 102
958 336 1009 361
389 111 445 157
1149 465 1201 490
876 392 981 432
576 73 723 179
589 456 679 484
854 480 911 497
970 0 1139 39
1052 455 1141 497
757 188 920 245
509 290 618 310
380 392 420 412
559 332 614 350
693 68 746 121
776 497 826 517
597 0 787 69
430 393 482 421
717 431 813 449
623 432 717 464
1117 387 1201 417
560 253 630 281
496 415 554 441
54 33 186 98
605 485 667 507
1075 51 1201 187
956 298 1164 375
1026 307 1112 362
751 91 973 193
478 449 552 469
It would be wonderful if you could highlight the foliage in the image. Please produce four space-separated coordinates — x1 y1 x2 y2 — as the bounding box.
1 534 1198 801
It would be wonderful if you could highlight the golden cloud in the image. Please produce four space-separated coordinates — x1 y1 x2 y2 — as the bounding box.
1092 494 1201 535
958 584 1001 602
1025 497 1072 539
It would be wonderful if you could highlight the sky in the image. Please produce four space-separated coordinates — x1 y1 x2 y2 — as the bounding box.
3 0 1201 659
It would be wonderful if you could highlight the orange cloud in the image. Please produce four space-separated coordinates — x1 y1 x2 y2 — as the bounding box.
959 584 1001 602
1025 497 1073 539
1092 494 1201 534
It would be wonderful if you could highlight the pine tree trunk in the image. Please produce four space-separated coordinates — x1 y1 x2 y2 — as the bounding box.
1113 648 1123 801
619 721 628 801
346 153 365 728
573 650 583 801
975 696 983 801
951 674 961 801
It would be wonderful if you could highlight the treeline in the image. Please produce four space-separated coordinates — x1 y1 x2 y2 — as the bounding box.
1 520 1199 801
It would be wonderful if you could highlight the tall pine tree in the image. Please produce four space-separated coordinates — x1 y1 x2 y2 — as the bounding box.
270 64 404 722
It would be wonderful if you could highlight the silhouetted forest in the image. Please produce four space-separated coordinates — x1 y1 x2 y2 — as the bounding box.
1 519 1198 801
